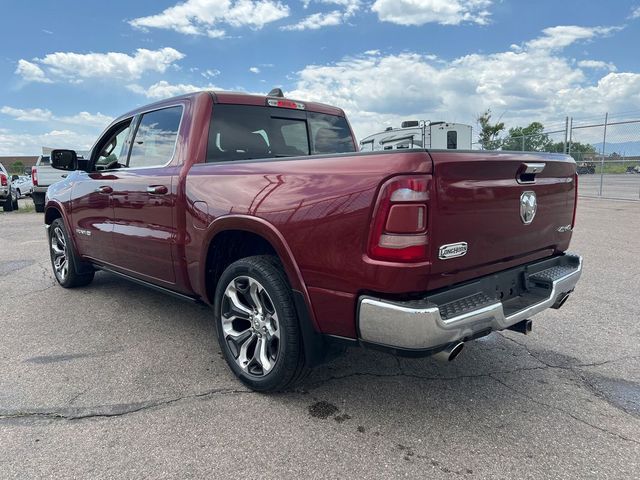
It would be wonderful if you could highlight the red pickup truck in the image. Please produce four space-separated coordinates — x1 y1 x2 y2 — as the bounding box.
46 90 582 391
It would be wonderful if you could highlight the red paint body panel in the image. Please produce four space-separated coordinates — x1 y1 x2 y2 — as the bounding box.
46 91 578 341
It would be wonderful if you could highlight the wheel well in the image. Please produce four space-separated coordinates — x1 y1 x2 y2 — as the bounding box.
44 207 62 225
205 230 277 302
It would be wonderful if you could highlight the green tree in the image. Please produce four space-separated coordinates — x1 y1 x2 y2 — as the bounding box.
547 140 596 161
476 109 505 150
10 161 24 175
502 122 550 152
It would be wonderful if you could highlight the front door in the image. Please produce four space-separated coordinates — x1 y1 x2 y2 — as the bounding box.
110 106 183 285
71 120 133 263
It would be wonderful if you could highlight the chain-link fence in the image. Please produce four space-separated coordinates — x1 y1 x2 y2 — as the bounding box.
482 114 640 200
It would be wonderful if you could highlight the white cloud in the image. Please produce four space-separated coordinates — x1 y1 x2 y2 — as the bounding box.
15 48 184 84
249 67 261 74
202 68 221 79
1 106 113 128
282 0 360 30
577 60 617 72
127 81 218 99
1 107 52 122
371 0 492 26
0 129 98 156
288 25 635 141
630 6 640 19
129 0 290 36
281 10 345 30
525 25 621 51
15 60 52 83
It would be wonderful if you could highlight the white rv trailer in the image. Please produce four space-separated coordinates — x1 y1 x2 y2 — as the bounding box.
360 120 473 152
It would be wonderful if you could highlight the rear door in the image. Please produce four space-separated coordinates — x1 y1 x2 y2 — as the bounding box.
428 151 576 278
110 105 183 284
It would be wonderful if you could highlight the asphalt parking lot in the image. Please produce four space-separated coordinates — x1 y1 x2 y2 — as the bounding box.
0 197 638 479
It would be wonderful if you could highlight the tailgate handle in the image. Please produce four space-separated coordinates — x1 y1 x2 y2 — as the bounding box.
518 162 545 184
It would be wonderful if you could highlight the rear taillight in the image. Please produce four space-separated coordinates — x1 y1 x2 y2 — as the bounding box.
31 166 38 186
0 174 6 186
571 172 578 228
368 175 430 262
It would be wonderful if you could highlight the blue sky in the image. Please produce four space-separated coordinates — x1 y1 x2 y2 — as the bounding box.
1 0 639 154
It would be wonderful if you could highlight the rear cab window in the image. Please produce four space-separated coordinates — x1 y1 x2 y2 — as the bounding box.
206 104 355 163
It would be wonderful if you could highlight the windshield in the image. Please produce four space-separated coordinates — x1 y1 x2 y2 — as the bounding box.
206 104 355 162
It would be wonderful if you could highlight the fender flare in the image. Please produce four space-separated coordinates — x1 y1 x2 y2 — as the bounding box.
199 215 328 365
44 200 90 275
198 215 315 320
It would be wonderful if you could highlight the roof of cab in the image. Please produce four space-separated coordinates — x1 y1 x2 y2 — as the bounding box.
115 90 345 124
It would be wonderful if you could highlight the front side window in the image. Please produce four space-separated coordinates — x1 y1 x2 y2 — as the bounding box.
129 106 182 168
95 122 132 169
206 105 355 163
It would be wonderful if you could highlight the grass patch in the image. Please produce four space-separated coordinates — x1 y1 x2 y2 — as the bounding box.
17 199 36 213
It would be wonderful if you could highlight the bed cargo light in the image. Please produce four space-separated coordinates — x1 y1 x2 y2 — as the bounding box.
267 99 306 110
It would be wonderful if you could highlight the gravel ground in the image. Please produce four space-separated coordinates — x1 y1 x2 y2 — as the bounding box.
0 197 638 479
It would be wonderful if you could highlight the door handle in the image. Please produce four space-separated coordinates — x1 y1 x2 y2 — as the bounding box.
95 185 113 194
147 185 168 195
517 162 546 184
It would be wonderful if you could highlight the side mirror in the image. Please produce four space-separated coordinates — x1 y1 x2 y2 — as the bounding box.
51 149 78 171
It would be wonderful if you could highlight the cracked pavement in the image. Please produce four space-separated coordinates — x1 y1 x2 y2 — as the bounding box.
0 197 638 479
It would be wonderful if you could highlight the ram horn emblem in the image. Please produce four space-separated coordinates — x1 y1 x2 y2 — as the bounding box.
520 191 537 225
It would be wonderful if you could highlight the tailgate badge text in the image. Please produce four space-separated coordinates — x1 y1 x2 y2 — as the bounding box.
438 242 468 260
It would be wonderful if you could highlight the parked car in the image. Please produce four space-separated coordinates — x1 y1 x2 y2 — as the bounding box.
0 163 19 212
32 155 68 213
12 175 33 198
45 90 582 391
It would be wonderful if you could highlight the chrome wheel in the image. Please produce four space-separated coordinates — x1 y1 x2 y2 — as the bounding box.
51 226 69 281
221 276 280 376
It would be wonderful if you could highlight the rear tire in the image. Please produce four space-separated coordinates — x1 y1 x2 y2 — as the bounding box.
3 194 14 212
49 218 95 288
33 192 45 213
213 255 308 392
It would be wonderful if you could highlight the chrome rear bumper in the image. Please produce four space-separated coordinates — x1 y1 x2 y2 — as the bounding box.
358 253 582 352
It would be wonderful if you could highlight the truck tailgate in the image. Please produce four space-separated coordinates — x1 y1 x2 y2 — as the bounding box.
428 151 576 283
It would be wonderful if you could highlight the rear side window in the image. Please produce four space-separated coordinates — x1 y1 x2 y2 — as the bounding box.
307 112 355 154
129 106 182 168
206 104 355 163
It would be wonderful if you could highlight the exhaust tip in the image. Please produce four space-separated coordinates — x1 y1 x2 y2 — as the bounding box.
448 342 464 361
552 292 570 309
433 342 465 362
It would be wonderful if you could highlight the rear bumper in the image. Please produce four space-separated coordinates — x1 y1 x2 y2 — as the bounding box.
357 253 582 353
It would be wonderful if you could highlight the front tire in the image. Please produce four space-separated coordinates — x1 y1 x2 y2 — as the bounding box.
213 255 308 392
49 218 95 288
